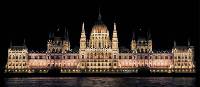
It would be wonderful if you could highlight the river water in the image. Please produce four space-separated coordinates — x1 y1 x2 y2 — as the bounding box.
2 77 196 87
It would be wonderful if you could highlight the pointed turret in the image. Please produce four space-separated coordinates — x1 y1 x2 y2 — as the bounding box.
188 38 190 46
62 27 70 53
132 32 136 40
131 32 136 51
23 38 27 48
48 32 52 39
147 29 151 40
64 27 69 41
174 40 176 47
80 22 86 49
81 22 86 38
112 22 119 51
112 22 118 38
57 24 60 32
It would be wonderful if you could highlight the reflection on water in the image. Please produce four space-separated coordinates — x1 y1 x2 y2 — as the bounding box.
3 77 196 87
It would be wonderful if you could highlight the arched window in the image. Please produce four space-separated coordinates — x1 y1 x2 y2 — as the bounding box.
129 56 132 59
165 56 168 59
9 55 11 59
56 49 58 53
119 56 121 59
114 55 116 59
141 48 144 53
145 56 147 59
155 56 157 59
137 49 140 53
52 49 55 53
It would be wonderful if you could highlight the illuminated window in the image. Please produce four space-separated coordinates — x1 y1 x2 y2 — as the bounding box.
145 56 147 59
185 56 187 59
9 55 11 59
67 56 70 59
39 56 42 59
129 56 132 59
35 56 38 59
28 56 31 59
82 55 84 59
160 56 163 59
51 56 54 59
109 55 111 59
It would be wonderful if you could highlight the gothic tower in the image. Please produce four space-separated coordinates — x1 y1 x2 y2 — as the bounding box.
112 22 119 52
62 28 70 53
147 29 152 52
80 22 86 50
131 32 137 53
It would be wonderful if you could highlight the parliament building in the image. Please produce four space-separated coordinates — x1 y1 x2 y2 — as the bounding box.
5 12 195 73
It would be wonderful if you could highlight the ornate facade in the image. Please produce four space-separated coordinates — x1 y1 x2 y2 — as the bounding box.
5 13 195 73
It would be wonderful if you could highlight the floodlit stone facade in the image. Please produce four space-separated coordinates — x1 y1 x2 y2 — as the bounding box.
5 13 195 73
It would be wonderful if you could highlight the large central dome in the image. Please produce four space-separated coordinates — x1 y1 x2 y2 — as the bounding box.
91 23 108 33
89 12 111 49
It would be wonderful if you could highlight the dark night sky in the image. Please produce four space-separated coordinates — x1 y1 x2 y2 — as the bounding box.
0 0 198 71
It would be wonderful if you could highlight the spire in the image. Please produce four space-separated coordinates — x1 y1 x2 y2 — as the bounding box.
23 38 26 47
147 29 151 40
57 25 60 32
64 27 69 41
82 22 85 33
132 32 135 40
48 32 51 39
10 40 12 47
112 22 118 38
98 8 102 21
95 7 103 24
188 38 190 46
81 22 86 38
112 22 118 50
174 40 176 47
114 22 116 31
